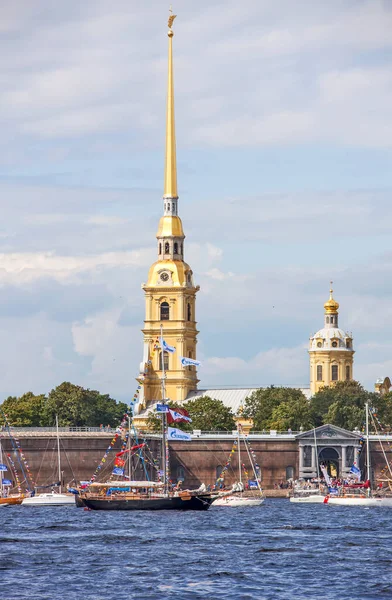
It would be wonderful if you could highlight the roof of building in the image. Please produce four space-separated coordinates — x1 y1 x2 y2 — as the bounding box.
185 387 312 414
309 327 353 351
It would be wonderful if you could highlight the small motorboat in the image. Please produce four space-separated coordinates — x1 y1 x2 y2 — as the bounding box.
212 494 264 507
22 492 75 506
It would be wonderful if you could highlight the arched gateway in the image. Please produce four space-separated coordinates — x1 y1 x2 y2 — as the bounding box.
297 424 362 480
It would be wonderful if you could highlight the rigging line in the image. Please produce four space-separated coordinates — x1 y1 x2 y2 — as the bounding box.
199 435 239 483
132 424 150 481
35 437 52 486
243 436 263 495
0 407 33 491
370 411 392 480
60 437 78 484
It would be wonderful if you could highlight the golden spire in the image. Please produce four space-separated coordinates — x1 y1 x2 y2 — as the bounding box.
164 6 178 199
324 281 340 314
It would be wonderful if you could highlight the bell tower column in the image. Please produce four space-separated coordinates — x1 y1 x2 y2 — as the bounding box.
135 9 199 415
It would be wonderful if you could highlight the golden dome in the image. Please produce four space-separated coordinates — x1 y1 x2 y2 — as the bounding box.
157 216 184 238
145 259 191 287
324 285 339 314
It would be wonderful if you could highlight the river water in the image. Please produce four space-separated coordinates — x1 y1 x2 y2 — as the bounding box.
0 499 391 600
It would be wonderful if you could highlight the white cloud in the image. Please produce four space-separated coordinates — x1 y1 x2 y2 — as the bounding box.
202 345 308 387
0 249 153 284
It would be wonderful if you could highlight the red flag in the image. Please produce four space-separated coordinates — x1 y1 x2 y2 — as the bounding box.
167 407 192 424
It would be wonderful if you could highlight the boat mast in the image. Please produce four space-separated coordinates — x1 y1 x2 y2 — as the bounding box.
0 440 3 497
237 424 242 487
365 402 371 495
128 415 132 482
56 415 61 494
313 427 321 492
160 324 168 496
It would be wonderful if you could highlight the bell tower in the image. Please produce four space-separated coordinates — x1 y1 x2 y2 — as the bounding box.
138 10 199 410
309 284 354 395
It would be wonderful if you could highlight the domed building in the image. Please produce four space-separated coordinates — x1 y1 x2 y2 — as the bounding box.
309 286 354 395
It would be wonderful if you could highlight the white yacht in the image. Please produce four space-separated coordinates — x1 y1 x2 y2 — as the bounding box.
22 491 75 506
22 416 75 507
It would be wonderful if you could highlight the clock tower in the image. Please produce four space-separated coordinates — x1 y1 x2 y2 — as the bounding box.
137 11 199 410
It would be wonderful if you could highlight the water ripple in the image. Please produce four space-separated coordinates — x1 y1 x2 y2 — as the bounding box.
0 499 391 599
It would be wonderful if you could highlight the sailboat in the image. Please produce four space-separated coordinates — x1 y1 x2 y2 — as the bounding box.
78 327 239 511
0 439 23 507
22 416 75 506
78 408 237 511
327 403 392 507
212 425 265 507
290 428 326 503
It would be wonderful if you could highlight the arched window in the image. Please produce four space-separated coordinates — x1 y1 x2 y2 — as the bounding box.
331 364 338 381
317 365 323 381
159 243 162 254
180 243 183 255
326 317 330 324
303 445 312 468
286 466 294 480
174 242 178 254
330 316 334 324
164 242 170 254
177 466 185 482
187 302 191 321
346 340 351 349
160 302 169 320
159 351 169 371
346 446 354 467
168 203 171 211
346 365 350 380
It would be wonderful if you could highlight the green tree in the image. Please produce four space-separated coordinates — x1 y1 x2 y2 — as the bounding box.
1 392 47 427
311 380 378 430
184 396 236 431
269 396 313 431
372 392 392 430
146 397 236 433
242 386 310 431
43 382 128 427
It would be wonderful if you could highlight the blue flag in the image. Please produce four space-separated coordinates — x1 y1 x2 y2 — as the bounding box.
350 464 361 481
112 467 125 476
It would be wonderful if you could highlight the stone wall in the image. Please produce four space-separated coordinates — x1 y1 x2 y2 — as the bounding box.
1 432 389 491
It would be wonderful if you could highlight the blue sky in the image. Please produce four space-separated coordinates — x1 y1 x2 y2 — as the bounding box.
0 0 392 401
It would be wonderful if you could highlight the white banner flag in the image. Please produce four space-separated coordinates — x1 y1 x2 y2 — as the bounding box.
320 464 332 487
167 427 192 442
180 356 201 367
160 338 176 353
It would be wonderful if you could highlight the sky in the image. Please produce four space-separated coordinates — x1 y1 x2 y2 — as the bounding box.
0 0 392 401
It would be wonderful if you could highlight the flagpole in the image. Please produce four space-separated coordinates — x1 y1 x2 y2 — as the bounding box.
160 324 168 496
365 402 371 496
128 415 132 483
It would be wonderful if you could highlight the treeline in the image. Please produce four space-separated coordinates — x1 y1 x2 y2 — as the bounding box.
242 381 392 431
1 382 128 428
149 381 392 433
2 380 392 432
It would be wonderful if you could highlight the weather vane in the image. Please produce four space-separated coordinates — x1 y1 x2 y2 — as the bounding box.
168 5 177 29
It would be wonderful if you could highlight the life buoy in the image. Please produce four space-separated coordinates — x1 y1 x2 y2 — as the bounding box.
323 495 329 504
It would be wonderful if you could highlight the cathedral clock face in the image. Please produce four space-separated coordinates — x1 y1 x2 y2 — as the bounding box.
160 272 169 282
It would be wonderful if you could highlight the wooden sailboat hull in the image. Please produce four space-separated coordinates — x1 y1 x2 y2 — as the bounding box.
0 496 23 506
79 494 215 511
